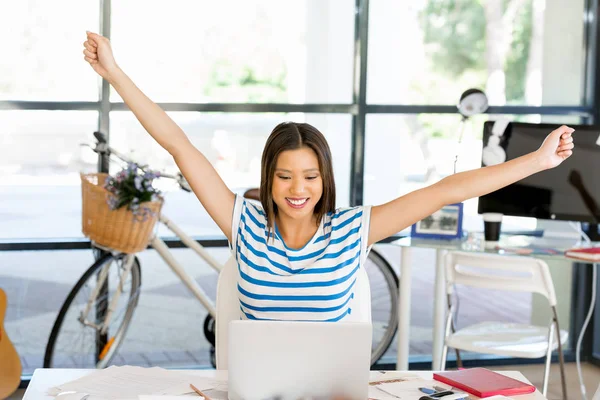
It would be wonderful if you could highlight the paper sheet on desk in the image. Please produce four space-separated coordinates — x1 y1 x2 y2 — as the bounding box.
47 366 223 400
368 375 452 400
369 371 420 385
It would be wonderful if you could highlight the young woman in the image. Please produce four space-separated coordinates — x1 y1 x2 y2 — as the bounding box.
83 32 574 322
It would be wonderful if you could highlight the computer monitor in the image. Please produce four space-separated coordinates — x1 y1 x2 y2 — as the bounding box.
478 121 600 224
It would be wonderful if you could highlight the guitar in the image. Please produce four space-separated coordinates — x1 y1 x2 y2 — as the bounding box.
0 288 22 399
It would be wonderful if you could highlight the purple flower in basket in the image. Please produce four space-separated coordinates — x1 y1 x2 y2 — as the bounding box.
107 195 119 210
116 170 127 183
133 206 156 222
127 162 139 172
134 175 143 191
103 163 162 219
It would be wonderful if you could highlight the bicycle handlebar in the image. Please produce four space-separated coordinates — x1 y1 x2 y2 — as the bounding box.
85 131 192 192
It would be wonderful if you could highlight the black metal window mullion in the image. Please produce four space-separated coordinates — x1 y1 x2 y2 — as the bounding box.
98 0 111 174
350 0 369 207
583 0 600 124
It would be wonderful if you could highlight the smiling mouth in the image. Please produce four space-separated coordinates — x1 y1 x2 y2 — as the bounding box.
285 198 309 209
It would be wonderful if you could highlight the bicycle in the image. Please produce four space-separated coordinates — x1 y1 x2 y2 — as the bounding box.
43 132 399 369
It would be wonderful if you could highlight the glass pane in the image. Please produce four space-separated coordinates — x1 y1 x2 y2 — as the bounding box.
367 0 586 106
364 115 578 364
2 249 99 376
113 247 231 368
0 111 98 239
1 247 231 374
0 1 100 101
109 112 352 237
110 0 354 103
364 113 583 234
367 244 574 364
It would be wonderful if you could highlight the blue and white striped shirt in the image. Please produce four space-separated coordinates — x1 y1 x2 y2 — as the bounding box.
231 195 372 322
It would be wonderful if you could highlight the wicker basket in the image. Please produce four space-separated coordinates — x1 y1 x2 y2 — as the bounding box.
81 173 162 254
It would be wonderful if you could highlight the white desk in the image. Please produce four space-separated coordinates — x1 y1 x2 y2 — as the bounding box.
392 234 590 371
23 368 546 400
22 369 226 400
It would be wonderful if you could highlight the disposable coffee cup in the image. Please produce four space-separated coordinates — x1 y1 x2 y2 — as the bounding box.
483 213 503 242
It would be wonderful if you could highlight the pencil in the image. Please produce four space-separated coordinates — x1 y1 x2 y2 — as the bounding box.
190 383 212 400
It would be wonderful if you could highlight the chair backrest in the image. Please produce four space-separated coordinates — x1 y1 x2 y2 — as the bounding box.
445 251 558 306
215 255 372 369
215 255 240 370
352 265 372 323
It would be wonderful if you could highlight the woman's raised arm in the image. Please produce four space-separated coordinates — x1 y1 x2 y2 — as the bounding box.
83 32 235 241
367 125 575 246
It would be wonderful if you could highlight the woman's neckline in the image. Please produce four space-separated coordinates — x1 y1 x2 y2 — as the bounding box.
274 217 324 252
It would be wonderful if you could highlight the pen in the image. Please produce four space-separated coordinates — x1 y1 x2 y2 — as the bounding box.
190 383 212 400
419 387 436 395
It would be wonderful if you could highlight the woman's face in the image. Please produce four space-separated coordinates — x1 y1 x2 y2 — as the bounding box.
271 147 323 222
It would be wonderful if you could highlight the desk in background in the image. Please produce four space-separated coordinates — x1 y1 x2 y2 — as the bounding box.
391 234 596 370
23 368 547 400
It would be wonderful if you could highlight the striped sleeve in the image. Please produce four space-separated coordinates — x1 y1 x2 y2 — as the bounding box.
229 194 245 252
360 205 372 265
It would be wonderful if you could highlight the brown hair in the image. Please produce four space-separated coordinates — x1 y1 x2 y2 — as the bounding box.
259 122 336 238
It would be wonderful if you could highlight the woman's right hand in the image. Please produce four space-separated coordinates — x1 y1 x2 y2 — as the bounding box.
83 31 119 81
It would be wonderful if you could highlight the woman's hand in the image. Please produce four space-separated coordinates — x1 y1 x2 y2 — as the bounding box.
535 125 575 170
83 31 120 81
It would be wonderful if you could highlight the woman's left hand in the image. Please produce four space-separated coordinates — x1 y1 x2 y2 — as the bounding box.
536 125 575 169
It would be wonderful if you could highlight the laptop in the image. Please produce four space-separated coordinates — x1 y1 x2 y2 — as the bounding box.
228 320 372 400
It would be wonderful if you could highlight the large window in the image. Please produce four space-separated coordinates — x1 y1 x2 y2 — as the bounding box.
110 0 355 104
367 0 586 106
0 0 100 101
0 111 98 239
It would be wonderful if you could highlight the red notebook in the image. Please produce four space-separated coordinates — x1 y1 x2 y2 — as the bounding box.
564 247 600 262
433 368 536 398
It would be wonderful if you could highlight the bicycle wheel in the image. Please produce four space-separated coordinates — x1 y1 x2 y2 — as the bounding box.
365 247 399 366
44 252 142 368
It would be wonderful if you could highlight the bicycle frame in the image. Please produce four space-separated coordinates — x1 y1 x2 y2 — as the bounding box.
149 212 223 317
81 211 225 333
82 135 225 327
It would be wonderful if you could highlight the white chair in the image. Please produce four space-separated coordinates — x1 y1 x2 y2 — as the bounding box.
440 251 568 399
214 255 372 369
215 256 240 370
